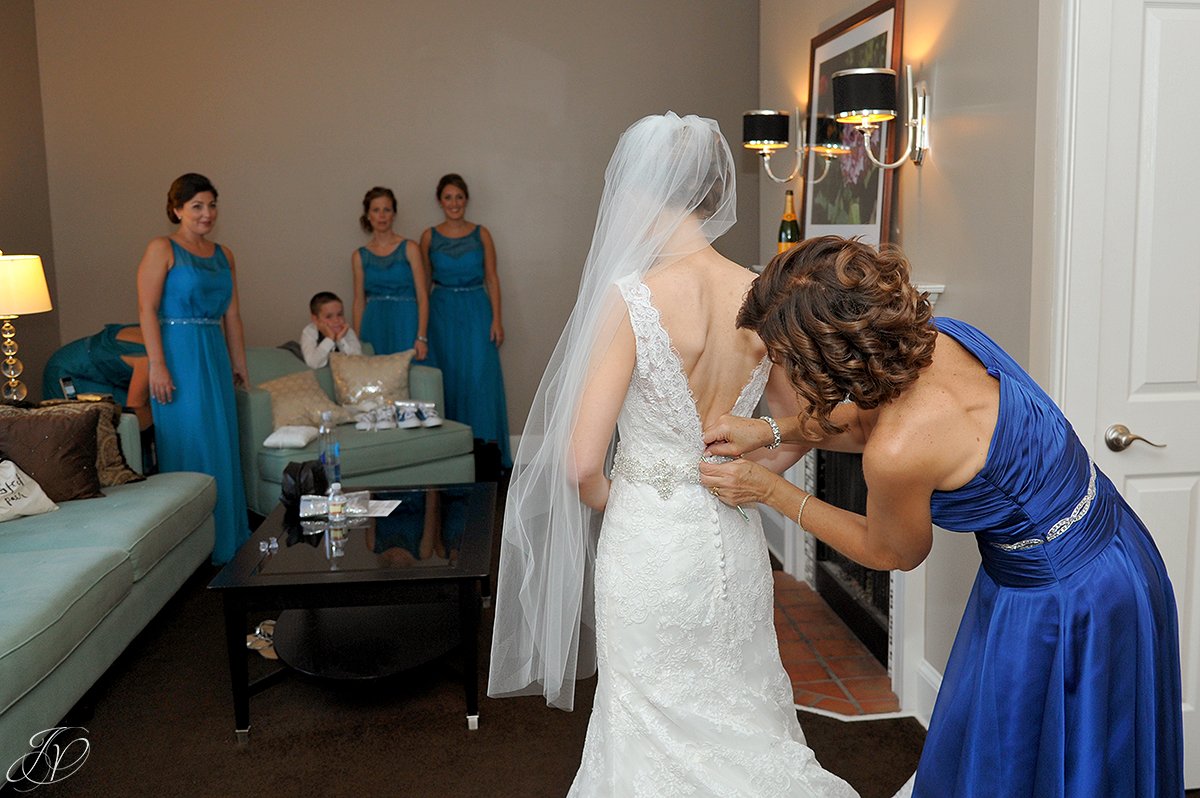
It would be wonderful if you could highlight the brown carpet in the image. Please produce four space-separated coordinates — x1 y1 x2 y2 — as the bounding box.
5 562 924 798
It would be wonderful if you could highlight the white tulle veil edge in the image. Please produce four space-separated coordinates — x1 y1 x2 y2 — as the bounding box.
487 112 737 710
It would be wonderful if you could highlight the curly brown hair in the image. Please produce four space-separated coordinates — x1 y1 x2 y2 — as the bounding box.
738 236 936 436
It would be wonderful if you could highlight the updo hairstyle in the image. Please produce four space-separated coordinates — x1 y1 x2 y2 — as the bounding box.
738 236 936 436
359 187 397 233
436 173 469 201
166 173 218 223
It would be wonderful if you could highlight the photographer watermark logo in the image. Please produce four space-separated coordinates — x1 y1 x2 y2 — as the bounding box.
5 727 90 791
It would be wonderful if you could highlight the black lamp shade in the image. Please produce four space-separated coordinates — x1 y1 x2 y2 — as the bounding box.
810 115 850 155
831 68 897 122
742 110 789 149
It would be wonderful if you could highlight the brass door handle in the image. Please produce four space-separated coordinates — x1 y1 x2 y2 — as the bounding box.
1104 424 1166 452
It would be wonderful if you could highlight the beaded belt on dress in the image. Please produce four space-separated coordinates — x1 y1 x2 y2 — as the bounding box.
989 462 1097 551
160 317 220 326
610 447 700 500
433 283 484 292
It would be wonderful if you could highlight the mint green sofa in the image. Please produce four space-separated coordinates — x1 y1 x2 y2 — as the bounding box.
0 415 215 771
236 347 475 516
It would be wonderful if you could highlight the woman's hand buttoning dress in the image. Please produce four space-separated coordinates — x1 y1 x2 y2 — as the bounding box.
420 174 511 474
352 186 430 361
488 114 859 798
700 236 1183 797
136 173 250 565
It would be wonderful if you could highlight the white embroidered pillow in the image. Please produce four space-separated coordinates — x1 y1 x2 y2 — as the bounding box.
0 459 59 523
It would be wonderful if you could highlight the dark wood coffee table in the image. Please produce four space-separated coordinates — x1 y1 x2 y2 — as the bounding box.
208 482 495 741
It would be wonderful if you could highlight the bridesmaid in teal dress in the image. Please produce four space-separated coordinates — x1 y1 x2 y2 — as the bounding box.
420 174 511 471
42 324 148 411
136 173 250 565
351 187 430 361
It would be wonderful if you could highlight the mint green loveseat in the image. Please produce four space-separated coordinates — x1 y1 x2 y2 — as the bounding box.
236 347 475 516
0 415 215 771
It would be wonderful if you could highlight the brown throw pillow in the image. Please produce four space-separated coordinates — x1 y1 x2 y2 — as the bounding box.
329 350 415 406
0 409 102 501
22 400 143 485
258 370 352 430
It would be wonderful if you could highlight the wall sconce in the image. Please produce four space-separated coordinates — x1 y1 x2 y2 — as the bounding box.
0 251 53 401
831 64 929 169
742 110 848 184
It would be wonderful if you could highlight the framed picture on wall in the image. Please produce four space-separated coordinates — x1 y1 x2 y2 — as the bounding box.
802 0 903 245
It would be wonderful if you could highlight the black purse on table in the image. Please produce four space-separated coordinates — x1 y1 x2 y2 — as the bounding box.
280 460 329 512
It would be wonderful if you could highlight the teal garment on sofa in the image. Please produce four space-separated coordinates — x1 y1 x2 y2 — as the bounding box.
41 323 145 406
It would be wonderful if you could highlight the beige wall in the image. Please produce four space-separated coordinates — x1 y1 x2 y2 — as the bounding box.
1 0 59 401
33 0 760 431
760 0 1040 674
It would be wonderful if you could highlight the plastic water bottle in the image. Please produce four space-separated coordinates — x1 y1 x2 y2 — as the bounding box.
318 410 341 485
327 482 347 522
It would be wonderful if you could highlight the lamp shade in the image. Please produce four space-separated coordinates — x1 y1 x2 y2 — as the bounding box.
831 68 897 125
742 110 790 150
0 253 52 316
809 115 851 156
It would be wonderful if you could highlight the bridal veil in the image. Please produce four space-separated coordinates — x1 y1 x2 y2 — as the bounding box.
488 112 737 709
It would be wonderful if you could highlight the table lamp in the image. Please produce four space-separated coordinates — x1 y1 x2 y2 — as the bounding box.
0 251 53 401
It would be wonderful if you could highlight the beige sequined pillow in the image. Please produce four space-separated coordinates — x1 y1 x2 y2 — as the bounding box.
258 370 352 430
328 351 414 407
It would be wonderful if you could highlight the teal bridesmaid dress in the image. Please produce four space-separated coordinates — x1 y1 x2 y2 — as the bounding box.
151 241 249 565
427 226 511 469
358 241 426 360
42 324 145 406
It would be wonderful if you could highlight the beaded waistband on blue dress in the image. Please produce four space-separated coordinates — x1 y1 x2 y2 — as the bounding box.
160 317 220 326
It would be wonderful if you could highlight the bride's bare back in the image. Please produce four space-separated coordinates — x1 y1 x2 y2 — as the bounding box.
643 248 765 429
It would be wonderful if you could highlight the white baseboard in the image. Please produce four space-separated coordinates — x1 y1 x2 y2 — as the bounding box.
912 659 943 727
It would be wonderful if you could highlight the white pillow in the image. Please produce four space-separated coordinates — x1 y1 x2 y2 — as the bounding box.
0 459 59 522
262 425 320 449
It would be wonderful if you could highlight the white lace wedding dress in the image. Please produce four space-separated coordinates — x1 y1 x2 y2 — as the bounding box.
567 278 858 797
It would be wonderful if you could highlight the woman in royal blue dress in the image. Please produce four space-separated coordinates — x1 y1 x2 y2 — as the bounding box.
352 186 430 362
700 236 1183 797
420 174 511 472
136 173 250 565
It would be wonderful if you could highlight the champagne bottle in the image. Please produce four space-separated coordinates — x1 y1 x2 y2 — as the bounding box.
777 189 800 254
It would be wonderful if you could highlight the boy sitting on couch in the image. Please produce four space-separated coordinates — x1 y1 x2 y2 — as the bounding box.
300 291 362 368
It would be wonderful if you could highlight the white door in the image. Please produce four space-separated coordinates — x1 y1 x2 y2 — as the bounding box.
1054 0 1200 785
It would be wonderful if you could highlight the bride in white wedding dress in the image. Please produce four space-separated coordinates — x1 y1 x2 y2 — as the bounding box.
488 113 857 797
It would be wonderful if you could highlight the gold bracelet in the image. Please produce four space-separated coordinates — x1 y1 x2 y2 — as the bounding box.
796 492 812 532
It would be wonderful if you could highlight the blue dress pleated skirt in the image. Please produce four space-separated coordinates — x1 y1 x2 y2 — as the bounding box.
426 226 510 468
151 241 249 565
358 241 427 361
914 318 1182 797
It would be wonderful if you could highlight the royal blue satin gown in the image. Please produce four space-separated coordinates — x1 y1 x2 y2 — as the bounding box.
427 225 511 468
151 241 249 565
358 241 426 360
914 318 1183 797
